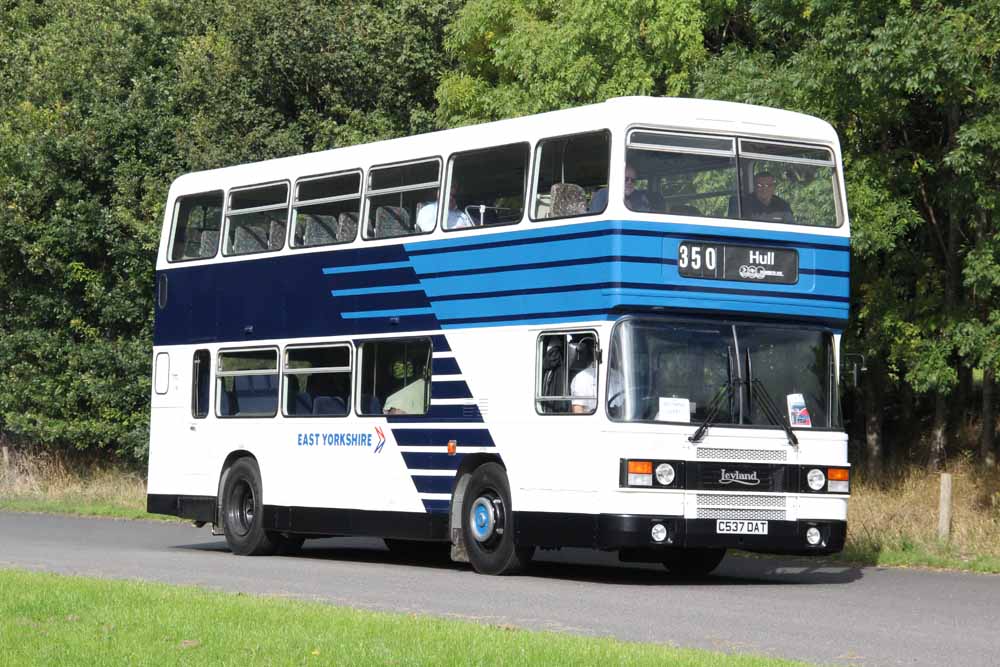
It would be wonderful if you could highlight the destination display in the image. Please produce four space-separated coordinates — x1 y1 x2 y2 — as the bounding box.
677 241 799 284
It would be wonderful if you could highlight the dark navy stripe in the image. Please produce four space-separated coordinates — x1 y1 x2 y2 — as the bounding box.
431 381 473 400
430 335 451 352
809 268 850 277
324 267 417 290
432 357 462 375
419 255 669 280
428 281 850 305
391 428 495 447
412 475 455 494
421 499 451 512
333 289 431 310
315 243 411 267
402 452 464 470
387 404 483 423
408 225 850 257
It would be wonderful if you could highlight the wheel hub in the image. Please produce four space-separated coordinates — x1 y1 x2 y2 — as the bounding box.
469 495 503 543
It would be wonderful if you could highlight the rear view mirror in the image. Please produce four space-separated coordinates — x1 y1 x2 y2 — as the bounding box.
840 353 867 389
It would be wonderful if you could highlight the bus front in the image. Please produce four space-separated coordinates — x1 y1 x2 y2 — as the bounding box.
597 112 850 570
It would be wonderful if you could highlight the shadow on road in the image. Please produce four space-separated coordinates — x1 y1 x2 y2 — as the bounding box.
171 536 864 586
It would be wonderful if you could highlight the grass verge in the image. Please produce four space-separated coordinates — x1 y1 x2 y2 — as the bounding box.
836 458 1000 573
0 569 808 667
0 449 168 521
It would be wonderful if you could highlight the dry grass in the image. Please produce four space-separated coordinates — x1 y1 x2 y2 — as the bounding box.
844 457 1000 570
0 448 150 519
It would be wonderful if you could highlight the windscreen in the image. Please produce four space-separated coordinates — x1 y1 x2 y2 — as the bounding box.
609 319 841 428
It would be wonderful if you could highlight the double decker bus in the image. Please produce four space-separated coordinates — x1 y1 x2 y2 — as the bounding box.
147 96 851 575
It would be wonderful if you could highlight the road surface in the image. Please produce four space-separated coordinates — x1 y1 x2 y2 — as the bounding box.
1 512 996 666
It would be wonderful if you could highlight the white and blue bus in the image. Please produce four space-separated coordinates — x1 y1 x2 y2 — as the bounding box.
147 97 851 575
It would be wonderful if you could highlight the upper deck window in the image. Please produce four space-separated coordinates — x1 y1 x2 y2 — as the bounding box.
626 130 841 228
224 182 289 256
364 159 440 239
532 131 610 220
626 132 737 218
291 171 361 248
169 191 224 262
444 143 528 231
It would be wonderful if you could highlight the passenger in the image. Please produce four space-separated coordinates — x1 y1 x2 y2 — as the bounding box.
589 163 652 213
416 189 474 232
736 172 794 223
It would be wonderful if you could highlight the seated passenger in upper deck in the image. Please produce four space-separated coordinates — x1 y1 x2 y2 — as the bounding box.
589 163 653 213
730 172 794 223
416 189 474 232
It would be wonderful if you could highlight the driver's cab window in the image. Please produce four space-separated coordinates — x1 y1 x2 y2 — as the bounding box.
532 131 610 220
535 332 598 415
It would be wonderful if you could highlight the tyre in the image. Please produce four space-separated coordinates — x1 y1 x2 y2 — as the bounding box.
662 548 726 576
461 463 533 575
221 457 279 556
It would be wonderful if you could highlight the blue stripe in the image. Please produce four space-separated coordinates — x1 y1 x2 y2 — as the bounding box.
432 357 462 375
440 308 611 327
331 284 425 297
412 475 455 494
416 255 668 280
392 428 495 447
387 404 483 422
422 499 451 512
426 281 850 305
402 452 464 470
431 381 473 400
322 260 412 274
341 307 436 319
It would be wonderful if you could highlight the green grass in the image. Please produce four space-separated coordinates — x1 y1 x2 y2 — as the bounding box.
836 542 1000 574
0 569 809 667
0 497 176 521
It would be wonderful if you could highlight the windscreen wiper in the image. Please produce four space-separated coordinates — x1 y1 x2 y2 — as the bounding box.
749 378 799 446
689 380 738 444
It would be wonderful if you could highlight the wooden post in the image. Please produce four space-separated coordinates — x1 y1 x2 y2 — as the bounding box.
938 472 953 542
1 445 9 482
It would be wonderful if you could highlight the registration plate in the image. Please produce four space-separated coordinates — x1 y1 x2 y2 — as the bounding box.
716 520 768 535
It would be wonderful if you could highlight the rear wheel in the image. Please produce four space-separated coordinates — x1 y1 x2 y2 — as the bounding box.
221 457 278 556
461 463 533 575
662 548 726 576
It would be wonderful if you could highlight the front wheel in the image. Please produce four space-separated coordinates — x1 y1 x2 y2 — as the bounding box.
221 457 279 556
662 548 726 576
461 463 533 575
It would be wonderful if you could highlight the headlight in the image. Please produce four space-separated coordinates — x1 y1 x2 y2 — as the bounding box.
655 463 676 486
807 468 826 491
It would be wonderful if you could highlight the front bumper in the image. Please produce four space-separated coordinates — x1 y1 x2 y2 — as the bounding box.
514 512 846 556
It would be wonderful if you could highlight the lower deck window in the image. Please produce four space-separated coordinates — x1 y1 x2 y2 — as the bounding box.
358 339 431 415
216 348 279 417
283 345 352 417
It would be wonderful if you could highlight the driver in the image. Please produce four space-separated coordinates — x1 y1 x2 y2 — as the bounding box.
570 339 623 414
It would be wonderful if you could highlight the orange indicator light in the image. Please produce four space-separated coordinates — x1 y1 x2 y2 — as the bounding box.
827 468 849 481
447 440 457 456
628 460 653 474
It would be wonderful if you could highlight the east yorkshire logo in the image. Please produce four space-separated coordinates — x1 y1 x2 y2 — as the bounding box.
738 265 786 280
718 468 761 486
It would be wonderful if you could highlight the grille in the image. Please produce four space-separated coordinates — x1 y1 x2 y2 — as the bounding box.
696 494 787 509
696 447 787 462
697 508 787 521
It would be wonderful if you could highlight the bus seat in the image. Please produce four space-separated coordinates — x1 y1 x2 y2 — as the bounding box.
197 229 219 258
232 224 268 254
550 183 586 217
374 206 411 238
303 216 337 246
313 395 347 416
293 391 313 415
360 394 382 415
268 218 286 250
337 212 358 242
232 374 278 415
